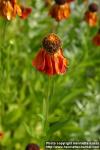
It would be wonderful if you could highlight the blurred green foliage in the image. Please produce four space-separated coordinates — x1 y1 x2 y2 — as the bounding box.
0 0 100 150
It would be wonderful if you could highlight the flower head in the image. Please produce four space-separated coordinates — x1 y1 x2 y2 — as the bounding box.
0 0 32 20
25 143 40 150
84 3 98 27
92 29 100 46
49 0 71 21
32 33 68 76
0 0 22 20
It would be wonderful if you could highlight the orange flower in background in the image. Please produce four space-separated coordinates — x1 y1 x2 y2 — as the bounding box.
85 11 97 27
49 0 71 21
32 33 68 76
25 143 40 150
84 3 98 27
20 6 32 19
0 0 22 20
92 29 100 46
0 0 32 20
0 131 4 139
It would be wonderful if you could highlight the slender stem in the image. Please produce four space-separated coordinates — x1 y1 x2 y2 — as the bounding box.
7 45 10 95
51 21 60 33
0 20 7 78
56 22 60 33
43 76 51 137
0 20 8 128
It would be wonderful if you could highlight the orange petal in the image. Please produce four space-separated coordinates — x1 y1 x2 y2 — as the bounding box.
58 56 66 73
51 56 57 75
32 49 45 71
20 6 32 19
13 4 22 17
32 48 68 76
85 11 97 27
54 49 68 74
4 1 13 20
44 53 53 75
50 3 70 21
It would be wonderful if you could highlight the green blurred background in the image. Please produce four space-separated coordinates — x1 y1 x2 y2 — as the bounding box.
0 0 100 149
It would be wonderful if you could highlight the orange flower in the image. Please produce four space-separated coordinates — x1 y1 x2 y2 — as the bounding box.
0 131 4 139
0 0 32 20
92 30 100 46
0 0 22 20
32 33 68 76
85 11 97 27
84 3 98 27
49 0 71 21
25 143 40 150
20 6 32 19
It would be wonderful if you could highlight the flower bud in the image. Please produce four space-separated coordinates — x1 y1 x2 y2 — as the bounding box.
89 3 98 12
25 143 40 150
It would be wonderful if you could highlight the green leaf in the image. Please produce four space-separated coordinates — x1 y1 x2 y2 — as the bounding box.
48 119 69 134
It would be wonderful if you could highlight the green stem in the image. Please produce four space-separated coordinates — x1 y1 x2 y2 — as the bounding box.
43 76 51 137
51 21 60 33
0 20 8 127
7 45 10 95
56 22 60 33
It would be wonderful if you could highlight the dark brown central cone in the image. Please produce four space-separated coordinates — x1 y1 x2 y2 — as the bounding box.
89 3 98 12
25 144 40 150
55 0 66 5
42 33 61 54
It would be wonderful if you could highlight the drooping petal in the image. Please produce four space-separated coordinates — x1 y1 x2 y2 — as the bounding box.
15 4 22 16
44 53 53 75
54 49 68 74
54 54 61 74
32 49 46 71
32 48 68 76
3 1 13 20
51 56 57 75
58 55 67 73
